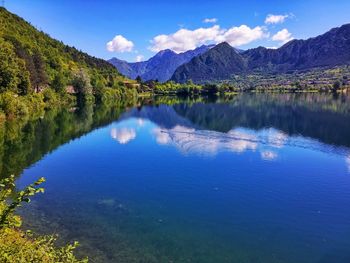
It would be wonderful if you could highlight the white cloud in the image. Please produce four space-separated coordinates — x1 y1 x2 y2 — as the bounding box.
150 25 266 53
272 29 293 44
150 25 221 53
265 14 289 24
216 25 266 47
106 35 134 53
203 18 218 23
110 128 136 144
135 55 144 62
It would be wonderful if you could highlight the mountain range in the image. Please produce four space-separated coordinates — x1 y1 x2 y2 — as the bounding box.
108 45 213 82
172 24 350 83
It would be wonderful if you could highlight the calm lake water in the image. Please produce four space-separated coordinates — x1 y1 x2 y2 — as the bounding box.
5 93 350 262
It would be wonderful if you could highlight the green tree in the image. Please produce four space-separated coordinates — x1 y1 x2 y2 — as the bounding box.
72 68 94 105
51 72 66 93
31 51 48 92
0 38 30 94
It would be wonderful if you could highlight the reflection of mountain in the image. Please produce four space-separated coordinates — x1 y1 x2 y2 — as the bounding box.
5 93 350 179
124 93 350 149
173 94 350 148
120 105 196 130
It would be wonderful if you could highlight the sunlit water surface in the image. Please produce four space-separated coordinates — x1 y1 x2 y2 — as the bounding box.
11 94 350 263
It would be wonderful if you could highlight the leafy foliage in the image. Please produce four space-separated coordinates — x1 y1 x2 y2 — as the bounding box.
0 175 45 228
0 38 30 94
0 176 87 262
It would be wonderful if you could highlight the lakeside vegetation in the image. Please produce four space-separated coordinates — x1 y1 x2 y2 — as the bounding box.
223 66 350 92
133 66 350 96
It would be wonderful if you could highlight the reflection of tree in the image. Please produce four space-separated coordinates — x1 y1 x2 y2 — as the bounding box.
0 101 130 179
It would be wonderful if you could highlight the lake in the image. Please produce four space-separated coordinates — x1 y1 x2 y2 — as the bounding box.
4 93 350 263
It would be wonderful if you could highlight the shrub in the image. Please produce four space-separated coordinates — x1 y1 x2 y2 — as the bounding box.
0 92 29 118
24 92 45 116
42 88 60 107
0 176 87 263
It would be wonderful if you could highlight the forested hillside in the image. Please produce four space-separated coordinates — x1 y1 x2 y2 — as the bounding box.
0 7 134 119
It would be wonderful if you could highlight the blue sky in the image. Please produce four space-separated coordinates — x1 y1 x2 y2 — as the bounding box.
5 0 350 62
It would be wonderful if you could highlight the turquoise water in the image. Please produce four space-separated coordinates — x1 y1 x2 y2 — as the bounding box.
15 94 350 262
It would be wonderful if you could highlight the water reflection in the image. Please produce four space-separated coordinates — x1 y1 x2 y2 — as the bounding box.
0 102 130 179
266 130 288 148
110 128 136 144
3 92 350 180
118 96 350 160
346 155 350 172
11 92 350 263
153 126 259 155
260 150 278 161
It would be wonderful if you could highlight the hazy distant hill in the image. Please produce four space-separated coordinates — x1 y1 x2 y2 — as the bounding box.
109 45 213 82
172 24 350 83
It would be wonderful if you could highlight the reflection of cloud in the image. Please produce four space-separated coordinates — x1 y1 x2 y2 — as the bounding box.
346 155 350 172
227 130 258 152
137 118 145 127
110 128 136 144
153 128 171 144
267 129 288 148
261 151 278 161
153 126 258 156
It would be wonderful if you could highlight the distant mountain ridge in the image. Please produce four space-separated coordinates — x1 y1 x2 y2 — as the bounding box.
171 24 350 83
109 45 214 82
